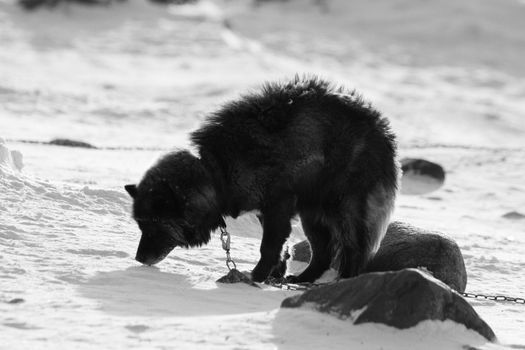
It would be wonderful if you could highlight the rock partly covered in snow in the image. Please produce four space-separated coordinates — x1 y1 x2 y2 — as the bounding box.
281 268 496 341
401 158 445 195
291 221 467 292
366 222 467 292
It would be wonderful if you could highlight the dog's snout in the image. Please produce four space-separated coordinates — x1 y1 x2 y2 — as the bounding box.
135 250 161 266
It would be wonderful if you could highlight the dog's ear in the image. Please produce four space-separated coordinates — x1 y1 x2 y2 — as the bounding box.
124 184 138 199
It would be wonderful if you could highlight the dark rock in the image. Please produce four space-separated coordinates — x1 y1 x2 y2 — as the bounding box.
291 221 467 292
19 0 124 11
125 324 149 333
7 298 25 304
255 0 290 3
366 222 467 292
401 158 445 181
502 211 525 220
216 268 260 288
48 138 96 149
401 158 445 195
281 269 496 341
290 240 311 264
149 0 197 4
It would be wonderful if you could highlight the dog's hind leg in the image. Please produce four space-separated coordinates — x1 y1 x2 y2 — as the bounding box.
251 196 296 282
336 184 395 279
289 210 332 283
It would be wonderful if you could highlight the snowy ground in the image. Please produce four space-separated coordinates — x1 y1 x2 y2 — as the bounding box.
1 0 524 349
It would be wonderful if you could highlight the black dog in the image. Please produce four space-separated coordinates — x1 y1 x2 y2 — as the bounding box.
125 76 399 283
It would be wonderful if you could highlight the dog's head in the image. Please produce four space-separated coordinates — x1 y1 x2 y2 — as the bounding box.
125 151 222 266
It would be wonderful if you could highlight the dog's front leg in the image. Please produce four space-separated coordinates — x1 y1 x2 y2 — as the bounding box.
251 197 295 282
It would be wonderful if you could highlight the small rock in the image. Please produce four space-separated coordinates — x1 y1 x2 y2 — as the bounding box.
19 0 122 11
502 211 525 220
7 298 25 304
125 324 149 333
281 269 495 341
48 138 96 149
291 221 467 292
401 158 445 195
149 0 198 4
216 269 260 288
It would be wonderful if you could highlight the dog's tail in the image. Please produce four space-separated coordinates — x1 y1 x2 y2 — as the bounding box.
365 181 398 257
332 169 399 278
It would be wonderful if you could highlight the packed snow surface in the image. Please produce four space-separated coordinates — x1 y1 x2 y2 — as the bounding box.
1 0 524 349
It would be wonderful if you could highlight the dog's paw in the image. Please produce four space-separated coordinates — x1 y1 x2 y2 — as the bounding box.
252 259 274 282
269 264 286 279
251 270 267 283
251 265 271 283
284 275 300 284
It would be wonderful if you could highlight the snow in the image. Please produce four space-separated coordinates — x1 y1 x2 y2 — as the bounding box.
0 138 24 172
1 0 525 349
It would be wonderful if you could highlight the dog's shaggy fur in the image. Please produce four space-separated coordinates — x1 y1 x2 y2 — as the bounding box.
125 76 399 283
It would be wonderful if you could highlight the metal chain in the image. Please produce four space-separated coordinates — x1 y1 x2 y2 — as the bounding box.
264 279 327 291
265 280 525 303
267 279 525 304
461 292 525 304
219 226 237 271
267 282 525 304
219 227 524 303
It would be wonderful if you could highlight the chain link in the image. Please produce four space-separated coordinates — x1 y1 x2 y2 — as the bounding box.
461 292 525 304
264 279 326 291
220 226 237 270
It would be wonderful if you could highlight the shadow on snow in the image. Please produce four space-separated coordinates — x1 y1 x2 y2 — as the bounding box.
78 265 282 317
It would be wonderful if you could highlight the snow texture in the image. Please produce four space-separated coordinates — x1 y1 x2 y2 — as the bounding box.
1 0 525 349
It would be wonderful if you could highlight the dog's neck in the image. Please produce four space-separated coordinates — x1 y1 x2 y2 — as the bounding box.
199 150 230 216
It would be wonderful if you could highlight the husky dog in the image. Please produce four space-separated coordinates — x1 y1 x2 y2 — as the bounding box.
125 76 399 283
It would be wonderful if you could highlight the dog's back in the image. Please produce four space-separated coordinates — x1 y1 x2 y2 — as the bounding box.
192 76 399 282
